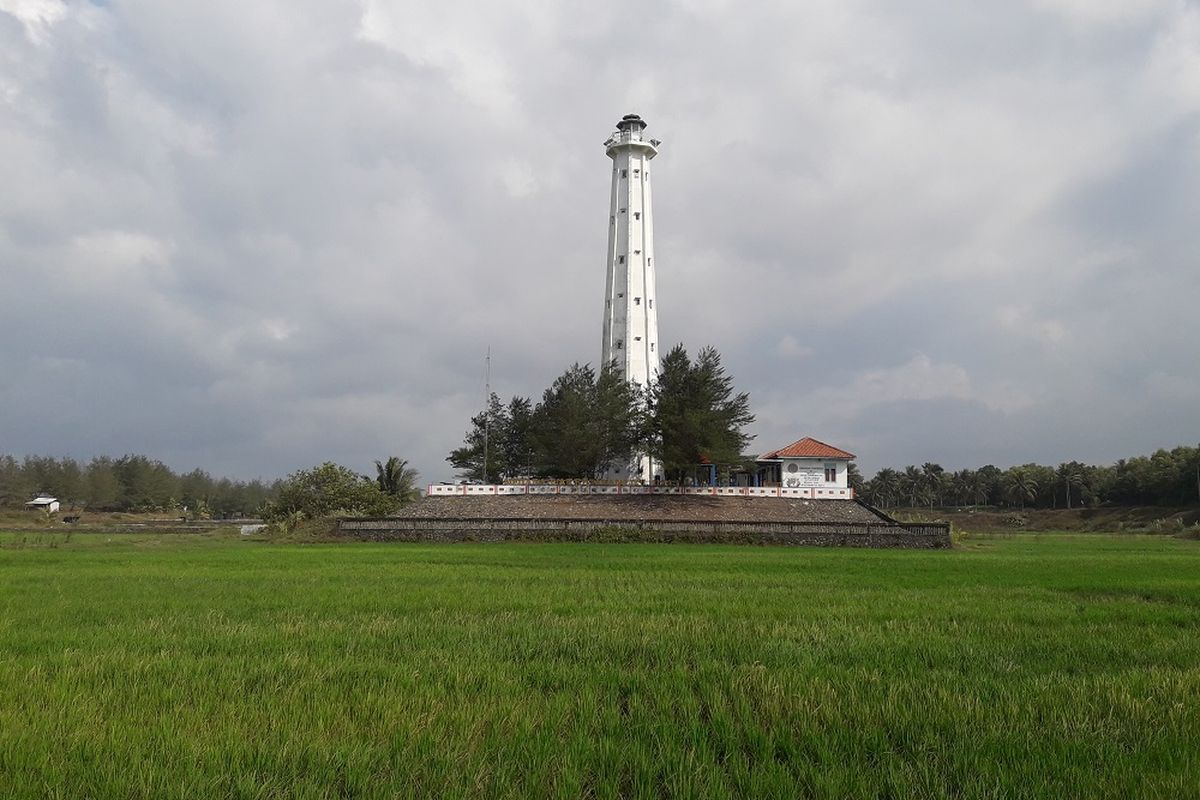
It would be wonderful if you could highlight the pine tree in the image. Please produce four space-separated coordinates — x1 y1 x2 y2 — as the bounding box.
648 345 754 482
446 393 508 482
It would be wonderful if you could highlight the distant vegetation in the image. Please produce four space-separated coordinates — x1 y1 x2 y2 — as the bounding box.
0 453 275 517
449 345 754 483
858 445 1200 509
0 453 420 519
260 459 420 524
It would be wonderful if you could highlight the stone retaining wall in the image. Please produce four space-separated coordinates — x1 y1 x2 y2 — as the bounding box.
336 517 952 549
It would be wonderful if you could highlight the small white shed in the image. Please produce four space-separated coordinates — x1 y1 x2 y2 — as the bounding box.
25 495 60 513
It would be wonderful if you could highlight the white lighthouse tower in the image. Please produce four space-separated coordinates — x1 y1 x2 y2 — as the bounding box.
601 113 661 481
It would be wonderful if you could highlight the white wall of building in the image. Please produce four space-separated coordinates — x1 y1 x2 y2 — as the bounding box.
775 458 849 489
428 483 854 499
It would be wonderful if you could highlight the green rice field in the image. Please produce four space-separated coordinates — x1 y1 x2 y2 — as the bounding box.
1 532 1197 799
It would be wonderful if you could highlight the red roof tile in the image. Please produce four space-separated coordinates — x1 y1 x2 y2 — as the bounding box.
759 437 855 460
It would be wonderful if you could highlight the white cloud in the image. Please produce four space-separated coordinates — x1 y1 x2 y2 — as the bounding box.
497 158 538 198
776 335 814 360
1033 0 1172 27
357 0 518 114
772 354 1034 425
995 306 1069 349
0 0 66 44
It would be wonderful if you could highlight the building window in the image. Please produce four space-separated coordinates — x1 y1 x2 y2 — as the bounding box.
650 342 655 352
615 340 623 349
824 466 837 482
617 292 624 298
634 297 641 304
633 168 640 176
634 249 641 254
621 169 627 178
618 255 625 264
648 258 652 266
619 208 626 214
635 336 641 341
634 212 641 220
648 299 653 309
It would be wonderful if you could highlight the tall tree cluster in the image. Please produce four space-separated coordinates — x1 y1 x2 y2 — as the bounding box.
447 345 754 483
448 363 644 482
859 445 1200 509
650 345 754 481
0 454 275 516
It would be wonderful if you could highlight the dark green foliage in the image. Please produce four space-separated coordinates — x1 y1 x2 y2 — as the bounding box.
447 393 509 482
375 457 420 504
0 453 273 514
533 362 644 479
500 396 537 479
450 363 644 481
449 346 755 483
649 345 754 481
111 455 178 511
862 444 1200 509
262 462 399 522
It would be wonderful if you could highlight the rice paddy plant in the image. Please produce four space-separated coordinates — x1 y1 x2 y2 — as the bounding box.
0 534 1197 798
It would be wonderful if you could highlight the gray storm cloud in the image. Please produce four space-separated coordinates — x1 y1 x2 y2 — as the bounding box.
1 0 1197 481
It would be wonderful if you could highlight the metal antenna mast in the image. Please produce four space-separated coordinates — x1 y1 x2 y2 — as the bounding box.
482 347 491 484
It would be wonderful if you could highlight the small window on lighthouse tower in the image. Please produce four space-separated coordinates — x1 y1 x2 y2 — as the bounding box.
621 169 627 178
615 340 623 349
651 343 656 352
633 168 640 176
634 297 641 305
619 208 626 214
649 299 653 308
634 212 641 220
635 336 642 341
618 255 625 264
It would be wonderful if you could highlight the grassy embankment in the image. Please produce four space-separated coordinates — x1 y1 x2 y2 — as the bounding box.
1 533 1197 798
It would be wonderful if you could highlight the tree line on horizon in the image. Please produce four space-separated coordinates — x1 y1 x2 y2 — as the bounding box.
0 453 422 519
448 345 754 484
857 445 1200 510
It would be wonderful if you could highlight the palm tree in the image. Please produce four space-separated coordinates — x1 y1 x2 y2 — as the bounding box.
921 462 945 508
968 470 990 507
902 465 922 508
1056 462 1084 509
871 468 900 508
950 469 974 507
375 457 420 504
1003 467 1038 509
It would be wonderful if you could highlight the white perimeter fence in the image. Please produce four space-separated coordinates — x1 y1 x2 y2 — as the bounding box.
427 484 855 500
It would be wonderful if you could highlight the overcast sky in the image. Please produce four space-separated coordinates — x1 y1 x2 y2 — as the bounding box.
2 0 1198 482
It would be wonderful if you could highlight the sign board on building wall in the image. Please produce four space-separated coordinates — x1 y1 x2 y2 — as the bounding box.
784 463 825 488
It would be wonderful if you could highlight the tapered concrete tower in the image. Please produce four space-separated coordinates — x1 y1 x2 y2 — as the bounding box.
601 113 661 480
